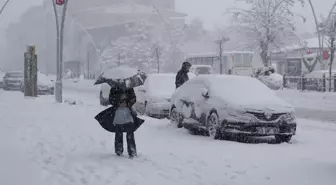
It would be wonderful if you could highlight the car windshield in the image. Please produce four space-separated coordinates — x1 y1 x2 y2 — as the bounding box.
209 76 278 105
196 67 211 74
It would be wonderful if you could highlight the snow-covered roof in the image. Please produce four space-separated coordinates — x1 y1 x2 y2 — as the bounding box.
72 3 187 30
274 36 328 53
186 51 254 58
190 65 212 68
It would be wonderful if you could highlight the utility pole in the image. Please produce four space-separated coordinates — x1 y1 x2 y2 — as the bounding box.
214 36 230 74
52 0 68 103
87 51 90 79
155 46 160 73
117 53 121 67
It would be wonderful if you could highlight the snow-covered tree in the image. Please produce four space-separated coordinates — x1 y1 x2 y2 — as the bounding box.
227 0 305 66
102 19 184 73
101 20 155 71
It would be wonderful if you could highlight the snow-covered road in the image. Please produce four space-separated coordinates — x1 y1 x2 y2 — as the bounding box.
63 79 336 123
0 90 336 185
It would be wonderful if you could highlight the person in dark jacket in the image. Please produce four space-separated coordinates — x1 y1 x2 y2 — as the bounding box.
109 85 137 157
175 61 191 88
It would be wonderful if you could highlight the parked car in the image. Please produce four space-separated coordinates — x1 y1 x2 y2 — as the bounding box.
135 73 175 118
3 71 24 91
169 75 296 143
189 65 213 76
20 72 54 95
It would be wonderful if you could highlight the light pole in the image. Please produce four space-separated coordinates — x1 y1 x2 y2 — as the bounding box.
214 36 230 74
52 0 68 103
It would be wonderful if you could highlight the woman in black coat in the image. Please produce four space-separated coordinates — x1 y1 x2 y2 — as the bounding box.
109 86 138 157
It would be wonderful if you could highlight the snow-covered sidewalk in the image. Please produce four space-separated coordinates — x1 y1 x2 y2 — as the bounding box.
1 90 336 185
276 89 336 111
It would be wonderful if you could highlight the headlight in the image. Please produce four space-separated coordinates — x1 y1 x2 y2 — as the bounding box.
282 112 296 123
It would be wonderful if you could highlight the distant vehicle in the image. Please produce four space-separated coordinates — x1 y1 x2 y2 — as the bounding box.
185 51 254 76
189 65 213 75
3 71 24 91
20 72 54 95
135 73 175 118
169 75 296 143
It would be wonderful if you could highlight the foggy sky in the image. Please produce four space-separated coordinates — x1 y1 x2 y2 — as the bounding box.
0 0 334 47
176 0 335 32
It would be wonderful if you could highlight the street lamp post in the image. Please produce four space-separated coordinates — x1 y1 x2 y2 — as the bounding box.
214 36 230 74
52 0 68 103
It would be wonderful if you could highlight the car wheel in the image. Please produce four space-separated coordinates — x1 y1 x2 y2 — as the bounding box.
170 105 183 128
207 112 220 140
99 91 109 106
275 135 292 143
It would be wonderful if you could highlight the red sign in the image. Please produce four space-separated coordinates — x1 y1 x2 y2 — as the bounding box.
323 50 329 60
56 0 65 5
306 49 312 54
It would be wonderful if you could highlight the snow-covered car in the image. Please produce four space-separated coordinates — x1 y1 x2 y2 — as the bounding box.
255 66 283 90
3 71 24 91
189 65 213 76
169 75 296 143
20 72 54 95
135 73 175 118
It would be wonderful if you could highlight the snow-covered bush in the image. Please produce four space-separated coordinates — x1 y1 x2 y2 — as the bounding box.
255 66 283 90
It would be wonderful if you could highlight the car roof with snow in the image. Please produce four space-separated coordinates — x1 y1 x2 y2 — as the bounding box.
188 74 254 83
190 65 212 68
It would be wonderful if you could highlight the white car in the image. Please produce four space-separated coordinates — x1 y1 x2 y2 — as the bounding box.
20 72 54 95
135 73 176 118
169 75 296 143
189 65 213 75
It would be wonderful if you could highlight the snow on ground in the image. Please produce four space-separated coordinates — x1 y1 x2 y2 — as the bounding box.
63 79 336 122
276 90 336 122
276 89 336 111
1 90 336 185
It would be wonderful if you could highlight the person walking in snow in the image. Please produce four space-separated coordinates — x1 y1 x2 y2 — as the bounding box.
109 85 138 158
175 61 191 88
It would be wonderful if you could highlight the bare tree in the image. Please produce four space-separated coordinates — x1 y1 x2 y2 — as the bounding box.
320 12 336 91
227 0 305 66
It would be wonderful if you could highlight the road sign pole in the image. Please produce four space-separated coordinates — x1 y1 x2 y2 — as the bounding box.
52 0 68 103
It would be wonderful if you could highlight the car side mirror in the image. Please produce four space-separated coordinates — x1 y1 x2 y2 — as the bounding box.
201 88 209 98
